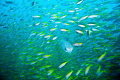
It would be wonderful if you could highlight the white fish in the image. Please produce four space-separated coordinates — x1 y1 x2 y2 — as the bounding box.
50 28 57 31
44 35 52 39
97 52 107 62
61 39 73 53
66 70 73 79
60 15 67 19
60 29 69 32
35 22 40 26
32 15 41 18
92 28 99 31
85 65 92 75
76 30 84 34
78 16 88 22
76 69 82 76
55 21 61 24
68 20 75 23
68 10 75 12
88 15 98 18
77 0 83 4
63 23 70 25
87 23 96 26
78 25 85 27
73 43 83 46
47 70 54 75
59 61 68 68
96 65 101 76
52 36 57 40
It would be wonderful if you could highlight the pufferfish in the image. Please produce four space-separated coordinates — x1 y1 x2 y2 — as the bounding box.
61 39 73 53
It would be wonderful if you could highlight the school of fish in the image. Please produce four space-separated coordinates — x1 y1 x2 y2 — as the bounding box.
0 0 120 80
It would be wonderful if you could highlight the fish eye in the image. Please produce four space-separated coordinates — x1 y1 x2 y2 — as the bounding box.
64 48 68 52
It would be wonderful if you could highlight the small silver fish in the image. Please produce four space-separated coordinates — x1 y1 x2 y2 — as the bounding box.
61 39 73 53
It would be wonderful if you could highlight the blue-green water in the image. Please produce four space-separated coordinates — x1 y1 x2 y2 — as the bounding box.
0 0 120 80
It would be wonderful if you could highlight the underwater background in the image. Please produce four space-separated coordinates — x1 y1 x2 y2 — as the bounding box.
0 0 120 80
